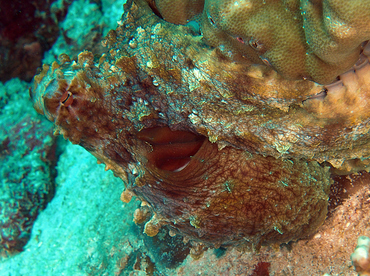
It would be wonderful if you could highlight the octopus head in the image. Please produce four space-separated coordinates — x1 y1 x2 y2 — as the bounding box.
31 0 369 253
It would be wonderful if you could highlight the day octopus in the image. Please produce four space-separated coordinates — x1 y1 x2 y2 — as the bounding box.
31 0 370 253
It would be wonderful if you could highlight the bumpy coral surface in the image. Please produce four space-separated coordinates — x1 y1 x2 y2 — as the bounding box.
30 0 370 250
152 0 370 84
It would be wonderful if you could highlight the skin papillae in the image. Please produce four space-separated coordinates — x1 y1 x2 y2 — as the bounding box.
153 0 370 84
31 0 370 249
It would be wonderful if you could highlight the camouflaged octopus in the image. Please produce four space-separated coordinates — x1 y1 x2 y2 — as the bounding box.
31 0 370 251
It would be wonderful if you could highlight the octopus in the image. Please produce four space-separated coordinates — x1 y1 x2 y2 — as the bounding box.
31 0 370 253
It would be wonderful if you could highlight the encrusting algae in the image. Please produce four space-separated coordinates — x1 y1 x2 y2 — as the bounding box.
31 0 370 255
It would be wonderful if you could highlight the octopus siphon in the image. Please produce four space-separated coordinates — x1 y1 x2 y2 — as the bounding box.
31 0 370 253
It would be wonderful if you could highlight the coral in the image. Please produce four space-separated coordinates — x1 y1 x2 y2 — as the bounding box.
30 0 370 253
140 225 192 269
0 0 70 82
43 0 117 65
151 0 370 84
0 79 57 254
351 236 370 276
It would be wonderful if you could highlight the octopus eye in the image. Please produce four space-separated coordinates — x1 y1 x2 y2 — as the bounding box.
60 91 73 107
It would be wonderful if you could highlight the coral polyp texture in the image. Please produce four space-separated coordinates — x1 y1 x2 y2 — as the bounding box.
31 0 370 251
152 0 370 84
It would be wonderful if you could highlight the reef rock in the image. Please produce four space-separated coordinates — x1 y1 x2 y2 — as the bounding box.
30 0 370 250
0 79 56 254
0 0 70 82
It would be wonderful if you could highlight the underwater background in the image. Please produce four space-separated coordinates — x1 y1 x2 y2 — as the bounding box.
0 0 370 275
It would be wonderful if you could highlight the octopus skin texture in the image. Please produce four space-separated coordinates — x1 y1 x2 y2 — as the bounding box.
31 0 370 250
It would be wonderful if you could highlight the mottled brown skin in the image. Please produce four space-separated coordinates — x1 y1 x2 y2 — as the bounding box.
30 0 370 250
31 50 331 248
134 132 330 247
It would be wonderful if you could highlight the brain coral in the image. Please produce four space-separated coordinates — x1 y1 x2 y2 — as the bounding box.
31 0 370 253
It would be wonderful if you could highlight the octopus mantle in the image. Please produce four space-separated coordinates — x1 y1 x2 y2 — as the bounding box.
31 0 370 249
